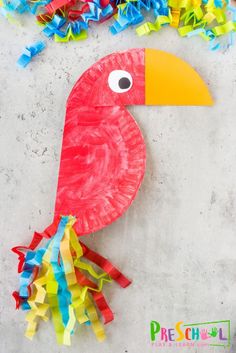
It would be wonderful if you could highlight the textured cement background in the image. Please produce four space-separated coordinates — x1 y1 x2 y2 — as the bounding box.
0 14 236 353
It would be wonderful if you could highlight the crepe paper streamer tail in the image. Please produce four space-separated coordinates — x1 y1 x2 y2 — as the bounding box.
12 215 131 345
17 41 46 68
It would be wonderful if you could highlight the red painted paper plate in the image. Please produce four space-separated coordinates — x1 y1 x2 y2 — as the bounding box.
55 105 146 235
54 49 147 236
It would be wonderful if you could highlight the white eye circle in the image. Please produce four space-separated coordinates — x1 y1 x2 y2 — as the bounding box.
108 70 133 93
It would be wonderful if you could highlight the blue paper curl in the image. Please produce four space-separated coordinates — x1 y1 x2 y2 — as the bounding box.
17 41 46 68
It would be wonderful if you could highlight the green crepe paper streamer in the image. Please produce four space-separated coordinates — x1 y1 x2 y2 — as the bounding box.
54 29 88 42
212 21 236 36
136 14 171 36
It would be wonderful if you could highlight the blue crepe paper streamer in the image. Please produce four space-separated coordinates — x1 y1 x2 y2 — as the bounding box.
81 0 113 24
3 0 30 13
137 0 169 16
3 0 51 14
17 41 46 68
110 3 143 34
18 235 54 309
49 216 72 327
31 0 51 15
43 15 66 37
187 28 205 37
54 20 88 38
19 247 47 298
214 0 223 8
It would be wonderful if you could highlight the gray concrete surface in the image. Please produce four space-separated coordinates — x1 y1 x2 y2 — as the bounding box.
0 14 236 353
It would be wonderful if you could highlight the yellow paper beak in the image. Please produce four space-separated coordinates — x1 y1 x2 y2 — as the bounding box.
145 48 213 106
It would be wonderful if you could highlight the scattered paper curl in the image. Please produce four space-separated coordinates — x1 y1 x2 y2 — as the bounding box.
17 41 46 67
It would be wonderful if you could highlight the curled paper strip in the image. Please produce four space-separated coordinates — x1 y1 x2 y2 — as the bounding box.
0 0 235 51
17 41 46 67
12 215 131 345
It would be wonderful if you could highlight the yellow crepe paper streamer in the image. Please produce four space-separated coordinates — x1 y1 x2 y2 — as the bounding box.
46 267 67 345
170 8 181 28
25 243 54 340
60 217 110 342
178 24 194 35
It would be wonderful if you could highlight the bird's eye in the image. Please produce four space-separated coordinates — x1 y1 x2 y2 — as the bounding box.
108 70 133 93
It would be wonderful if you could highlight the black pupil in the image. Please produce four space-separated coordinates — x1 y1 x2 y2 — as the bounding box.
118 77 131 90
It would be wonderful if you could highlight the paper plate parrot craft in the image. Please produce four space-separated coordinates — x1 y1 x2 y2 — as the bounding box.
12 48 213 345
